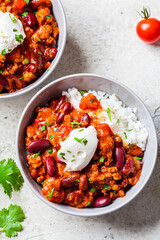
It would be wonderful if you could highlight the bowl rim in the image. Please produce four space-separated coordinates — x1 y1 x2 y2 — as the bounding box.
0 0 67 99
16 73 158 217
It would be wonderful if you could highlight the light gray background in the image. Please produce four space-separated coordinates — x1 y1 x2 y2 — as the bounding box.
0 0 160 239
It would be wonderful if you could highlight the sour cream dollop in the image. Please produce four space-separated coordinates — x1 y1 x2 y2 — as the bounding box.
0 12 26 54
57 126 98 171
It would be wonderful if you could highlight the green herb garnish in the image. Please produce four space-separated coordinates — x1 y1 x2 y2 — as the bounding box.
74 137 84 143
103 184 110 190
13 28 17 32
40 125 46 132
21 12 28 17
49 135 53 139
106 108 112 122
124 132 127 139
74 137 88 145
83 139 88 145
45 122 50 126
113 190 116 195
116 119 119 124
86 201 91 207
75 179 82 183
128 129 133 132
90 187 97 193
48 149 53 153
24 58 29 64
1 49 6 55
99 157 104 163
71 122 82 127
90 98 96 103
71 159 75 162
37 38 41 42
79 90 87 96
31 151 41 158
46 16 51 19
9 14 16 23
79 129 84 132
15 34 23 44
135 156 142 160
67 150 71 153
24 0 29 5
47 187 55 200
60 152 65 156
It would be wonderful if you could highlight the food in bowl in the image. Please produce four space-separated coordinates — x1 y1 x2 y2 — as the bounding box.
25 88 148 208
0 0 59 94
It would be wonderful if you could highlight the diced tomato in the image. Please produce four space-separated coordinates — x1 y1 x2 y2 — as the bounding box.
14 0 27 10
34 119 45 125
59 125 73 139
79 93 102 110
95 123 113 137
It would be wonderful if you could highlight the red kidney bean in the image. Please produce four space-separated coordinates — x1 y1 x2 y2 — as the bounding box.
93 196 111 207
61 177 75 187
27 139 51 153
61 102 72 115
121 156 134 175
45 156 57 177
45 47 57 61
115 136 123 148
54 96 66 112
28 63 37 73
56 112 65 124
81 113 90 127
70 190 83 205
115 147 125 170
62 173 80 187
79 174 88 192
0 74 8 87
25 12 37 28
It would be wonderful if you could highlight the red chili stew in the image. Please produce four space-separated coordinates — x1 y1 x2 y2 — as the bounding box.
0 0 59 93
25 93 143 208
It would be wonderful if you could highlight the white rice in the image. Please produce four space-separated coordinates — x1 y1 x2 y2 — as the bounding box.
62 88 148 150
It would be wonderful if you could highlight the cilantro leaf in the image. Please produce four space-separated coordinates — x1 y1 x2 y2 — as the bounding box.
0 204 25 237
0 159 24 198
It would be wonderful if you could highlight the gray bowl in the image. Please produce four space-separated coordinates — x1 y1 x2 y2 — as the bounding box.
0 0 66 99
16 73 158 217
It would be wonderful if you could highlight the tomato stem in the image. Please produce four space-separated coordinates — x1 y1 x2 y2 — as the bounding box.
138 7 151 19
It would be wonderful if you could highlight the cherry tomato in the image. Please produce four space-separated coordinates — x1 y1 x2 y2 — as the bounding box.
136 7 160 44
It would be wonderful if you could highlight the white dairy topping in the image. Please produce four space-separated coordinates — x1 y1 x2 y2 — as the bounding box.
0 11 26 54
57 126 98 171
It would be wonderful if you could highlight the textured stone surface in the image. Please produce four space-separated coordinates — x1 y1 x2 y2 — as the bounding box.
0 0 160 239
